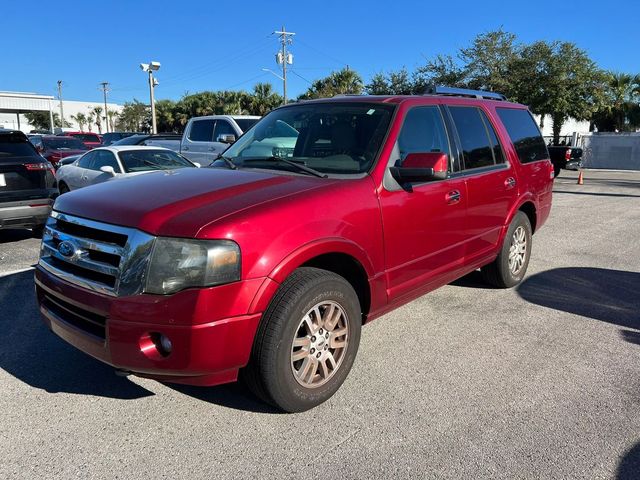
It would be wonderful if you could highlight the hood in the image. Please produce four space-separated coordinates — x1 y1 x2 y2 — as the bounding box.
54 167 334 237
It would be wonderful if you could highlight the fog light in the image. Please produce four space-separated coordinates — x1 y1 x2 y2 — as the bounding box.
152 333 172 357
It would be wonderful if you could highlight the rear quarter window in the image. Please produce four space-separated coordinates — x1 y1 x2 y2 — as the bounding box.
496 108 549 164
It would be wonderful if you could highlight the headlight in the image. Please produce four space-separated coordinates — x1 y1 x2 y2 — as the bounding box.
145 238 241 295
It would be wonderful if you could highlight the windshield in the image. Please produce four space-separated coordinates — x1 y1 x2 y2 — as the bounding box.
112 135 147 146
220 102 395 175
118 149 194 172
43 137 88 150
70 133 101 143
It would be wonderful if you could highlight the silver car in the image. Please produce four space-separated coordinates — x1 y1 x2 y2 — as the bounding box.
55 146 198 193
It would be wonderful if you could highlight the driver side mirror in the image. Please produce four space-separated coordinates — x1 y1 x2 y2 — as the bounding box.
217 134 236 144
100 165 117 176
389 152 449 184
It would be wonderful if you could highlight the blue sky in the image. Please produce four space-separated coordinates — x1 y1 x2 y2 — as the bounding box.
1 0 638 105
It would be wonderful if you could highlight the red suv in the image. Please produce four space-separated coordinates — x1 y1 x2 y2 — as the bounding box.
35 87 553 412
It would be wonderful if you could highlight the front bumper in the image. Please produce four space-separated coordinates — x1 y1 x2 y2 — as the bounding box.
35 266 271 386
0 198 53 229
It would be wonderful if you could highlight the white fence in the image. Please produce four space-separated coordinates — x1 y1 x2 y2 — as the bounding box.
580 133 640 170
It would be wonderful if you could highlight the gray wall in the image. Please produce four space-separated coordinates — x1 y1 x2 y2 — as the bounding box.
580 133 640 170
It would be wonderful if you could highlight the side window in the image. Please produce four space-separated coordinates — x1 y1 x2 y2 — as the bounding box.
479 110 505 164
449 106 495 170
188 119 214 142
93 151 120 171
214 120 236 141
77 151 96 169
397 106 450 164
496 108 549 163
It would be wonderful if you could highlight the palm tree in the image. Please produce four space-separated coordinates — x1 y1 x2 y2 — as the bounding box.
605 72 640 131
298 67 364 100
70 113 87 132
92 106 103 134
107 110 119 132
250 82 283 115
86 112 95 132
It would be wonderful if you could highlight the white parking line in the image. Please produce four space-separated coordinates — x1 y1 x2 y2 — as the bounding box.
0 266 35 277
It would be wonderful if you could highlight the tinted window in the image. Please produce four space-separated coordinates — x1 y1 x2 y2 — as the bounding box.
449 107 495 170
92 151 120 171
496 108 549 163
112 135 146 146
234 118 259 132
118 149 193 172
479 110 505 164
397 106 450 164
78 151 96 168
0 133 40 160
43 137 88 150
188 120 214 142
214 121 236 141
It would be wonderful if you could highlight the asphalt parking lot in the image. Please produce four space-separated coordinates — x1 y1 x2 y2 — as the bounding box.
1 169 639 479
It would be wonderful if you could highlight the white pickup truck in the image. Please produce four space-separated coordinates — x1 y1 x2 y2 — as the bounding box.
179 115 260 164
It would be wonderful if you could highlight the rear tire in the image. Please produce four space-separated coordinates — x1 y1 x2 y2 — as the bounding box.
242 267 361 412
481 211 532 288
553 165 561 178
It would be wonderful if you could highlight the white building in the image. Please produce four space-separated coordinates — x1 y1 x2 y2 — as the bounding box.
0 91 123 133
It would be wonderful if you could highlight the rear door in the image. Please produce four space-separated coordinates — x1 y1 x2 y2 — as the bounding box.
447 105 519 263
181 118 215 163
0 133 52 203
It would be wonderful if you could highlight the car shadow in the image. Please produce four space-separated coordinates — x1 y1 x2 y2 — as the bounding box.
449 269 498 290
0 270 153 399
553 190 640 198
617 441 640 480
517 267 640 336
168 382 283 414
0 228 39 244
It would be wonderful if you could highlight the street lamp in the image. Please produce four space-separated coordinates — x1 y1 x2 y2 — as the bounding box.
261 68 284 81
140 61 161 134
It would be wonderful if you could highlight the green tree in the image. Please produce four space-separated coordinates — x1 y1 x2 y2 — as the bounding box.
248 83 283 115
591 72 640 131
115 100 150 132
367 68 417 95
511 40 607 141
107 110 119 132
415 54 467 89
92 106 103 134
23 111 71 131
298 67 364 100
155 99 178 132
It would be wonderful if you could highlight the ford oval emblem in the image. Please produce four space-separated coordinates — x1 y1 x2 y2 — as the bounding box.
57 240 76 258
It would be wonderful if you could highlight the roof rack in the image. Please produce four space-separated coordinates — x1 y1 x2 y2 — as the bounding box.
424 86 506 101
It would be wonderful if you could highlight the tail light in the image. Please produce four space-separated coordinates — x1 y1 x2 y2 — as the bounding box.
565 148 571 161
25 162 56 176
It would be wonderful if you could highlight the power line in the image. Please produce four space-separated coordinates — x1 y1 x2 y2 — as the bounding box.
274 26 295 103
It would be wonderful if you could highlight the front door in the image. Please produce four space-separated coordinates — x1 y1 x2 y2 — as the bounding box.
182 118 215 164
379 106 468 301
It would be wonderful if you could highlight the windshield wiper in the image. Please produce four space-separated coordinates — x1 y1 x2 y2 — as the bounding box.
214 154 238 170
142 159 164 170
242 156 327 178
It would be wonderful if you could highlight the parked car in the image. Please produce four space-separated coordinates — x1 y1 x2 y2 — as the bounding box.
111 133 182 151
37 135 89 167
548 144 583 177
60 131 102 149
101 132 141 146
36 87 554 412
180 115 260 164
0 130 57 232
56 146 198 193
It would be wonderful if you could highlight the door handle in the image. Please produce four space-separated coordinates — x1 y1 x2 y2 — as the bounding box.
505 177 516 189
183 146 189 151
208 147 215 151
446 190 461 204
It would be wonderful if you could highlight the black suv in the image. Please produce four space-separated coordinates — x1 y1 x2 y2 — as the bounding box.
0 130 57 233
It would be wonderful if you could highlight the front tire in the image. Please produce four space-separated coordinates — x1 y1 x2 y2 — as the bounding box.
243 267 362 412
58 182 70 194
553 164 561 177
481 211 532 288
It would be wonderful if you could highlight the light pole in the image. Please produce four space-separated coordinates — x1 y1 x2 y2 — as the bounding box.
99 82 110 133
140 61 161 133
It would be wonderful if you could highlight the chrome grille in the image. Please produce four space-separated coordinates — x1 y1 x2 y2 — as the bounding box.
39 211 156 296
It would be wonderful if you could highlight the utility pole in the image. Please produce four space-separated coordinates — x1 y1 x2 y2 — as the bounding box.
56 80 64 131
274 26 295 104
99 82 110 133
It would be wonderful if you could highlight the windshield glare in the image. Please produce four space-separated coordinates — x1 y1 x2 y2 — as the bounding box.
221 103 395 175
118 150 194 172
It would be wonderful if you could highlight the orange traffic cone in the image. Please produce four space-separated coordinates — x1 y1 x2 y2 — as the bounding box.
577 171 584 185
